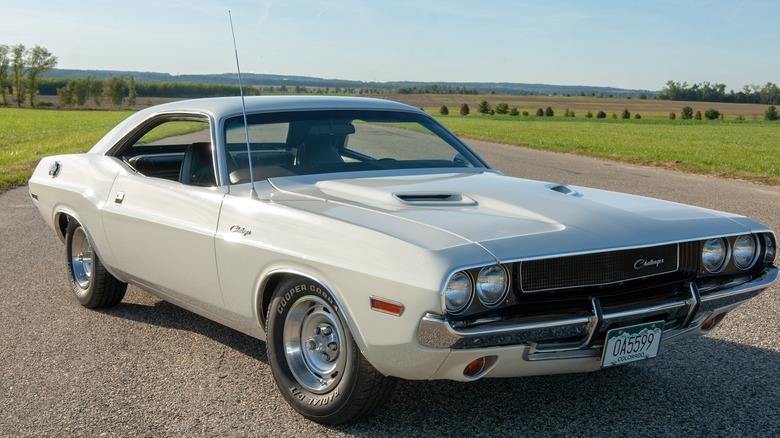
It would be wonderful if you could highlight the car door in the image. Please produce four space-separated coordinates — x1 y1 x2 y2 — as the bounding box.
101 116 227 310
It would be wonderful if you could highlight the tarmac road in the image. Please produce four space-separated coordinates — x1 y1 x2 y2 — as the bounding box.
1 141 779 437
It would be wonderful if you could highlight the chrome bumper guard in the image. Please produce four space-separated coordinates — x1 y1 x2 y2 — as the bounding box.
417 268 777 352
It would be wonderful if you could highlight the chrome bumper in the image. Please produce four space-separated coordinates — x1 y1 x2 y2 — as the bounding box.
417 268 777 351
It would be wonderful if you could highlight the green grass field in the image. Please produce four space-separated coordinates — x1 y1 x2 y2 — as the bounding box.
0 108 132 191
1 105 778 193
436 115 780 185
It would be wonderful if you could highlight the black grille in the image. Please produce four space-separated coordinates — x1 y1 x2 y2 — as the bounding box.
520 244 679 293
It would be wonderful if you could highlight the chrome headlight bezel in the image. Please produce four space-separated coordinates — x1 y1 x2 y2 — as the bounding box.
702 238 728 273
442 271 473 314
476 265 509 307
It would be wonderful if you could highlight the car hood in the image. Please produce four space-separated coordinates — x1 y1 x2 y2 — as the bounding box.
268 171 765 261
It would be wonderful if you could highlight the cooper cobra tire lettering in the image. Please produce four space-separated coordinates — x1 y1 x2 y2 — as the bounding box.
267 277 396 425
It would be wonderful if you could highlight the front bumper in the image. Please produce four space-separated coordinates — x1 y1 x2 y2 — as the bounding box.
418 267 777 356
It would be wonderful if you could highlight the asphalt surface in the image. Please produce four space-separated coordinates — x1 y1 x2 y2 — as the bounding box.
2 142 779 437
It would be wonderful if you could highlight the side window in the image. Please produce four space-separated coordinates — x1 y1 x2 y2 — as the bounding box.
118 118 215 187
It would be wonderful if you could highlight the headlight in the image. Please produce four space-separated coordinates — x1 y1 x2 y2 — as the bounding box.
765 234 777 263
733 235 758 269
476 265 508 306
444 271 472 313
702 238 727 273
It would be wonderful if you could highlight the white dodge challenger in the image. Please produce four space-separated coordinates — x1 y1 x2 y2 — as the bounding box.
28 96 777 424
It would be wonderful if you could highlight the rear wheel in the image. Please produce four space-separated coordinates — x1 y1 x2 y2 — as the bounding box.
65 220 127 308
266 277 396 425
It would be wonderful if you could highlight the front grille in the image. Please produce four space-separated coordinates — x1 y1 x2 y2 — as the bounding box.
519 244 680 293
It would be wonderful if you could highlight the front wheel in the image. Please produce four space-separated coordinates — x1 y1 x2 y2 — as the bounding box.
266 277 396 425
65 220 127 308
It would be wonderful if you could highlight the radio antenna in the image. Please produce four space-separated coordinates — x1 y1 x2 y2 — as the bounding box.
229 10 257 198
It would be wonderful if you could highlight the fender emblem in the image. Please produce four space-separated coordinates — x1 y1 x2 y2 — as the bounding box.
230 225 252 236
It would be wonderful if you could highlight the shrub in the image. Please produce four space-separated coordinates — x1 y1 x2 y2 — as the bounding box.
509 108 519 116
536 108 544 116
596 111 607 119
669 112 676 120
564 108 571 117
681 106 693 120
522 110 529 116
694 110 702 120
621 108 631 119
704 108 720 120
765 105 779 121
495 102 509 114
460 103 470 116
634 113 641 119
736 114 746 121
439 105 449 115
585 111 593 118
478 100 491 114
545 106 554 117
611 113 617 119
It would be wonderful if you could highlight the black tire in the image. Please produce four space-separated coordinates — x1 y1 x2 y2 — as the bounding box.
65 220 127 308
266 277 396 425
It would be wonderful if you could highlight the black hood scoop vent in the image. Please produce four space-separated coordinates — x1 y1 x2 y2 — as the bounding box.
394 192 477 206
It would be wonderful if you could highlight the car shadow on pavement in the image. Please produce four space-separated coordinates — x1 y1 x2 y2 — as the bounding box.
99 291 268 364
341 336 780 436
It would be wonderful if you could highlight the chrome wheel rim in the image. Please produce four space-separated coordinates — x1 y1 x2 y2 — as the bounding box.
283 295 347 394
70 227 93 290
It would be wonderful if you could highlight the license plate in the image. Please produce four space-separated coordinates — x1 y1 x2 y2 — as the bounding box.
602 321 663 368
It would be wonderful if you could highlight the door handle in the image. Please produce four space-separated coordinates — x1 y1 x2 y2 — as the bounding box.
114 192 125 205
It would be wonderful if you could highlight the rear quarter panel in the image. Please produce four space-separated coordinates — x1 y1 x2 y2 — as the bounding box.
29 154 124 269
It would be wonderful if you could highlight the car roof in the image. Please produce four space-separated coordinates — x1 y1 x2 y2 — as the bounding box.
147 95 421 117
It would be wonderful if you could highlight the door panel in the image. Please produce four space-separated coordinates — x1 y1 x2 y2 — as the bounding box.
102 170 227 310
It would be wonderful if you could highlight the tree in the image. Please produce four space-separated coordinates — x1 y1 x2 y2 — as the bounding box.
669 112 676 120
621 108 631 119
535 108 544 116
704 108 721 120
544 106 554 117
25 45 58 106
103 75 127 106
439 105 449 115
128 76 137 106
596 111 607 119
11 44 25 106
477 100 491 114
495 102 509 115
459 103 469 116
681 106 693 120
634 113 641 119
0 45 9 105
509 108 519 116
585 111 593 118
766 105 779 121
694 110 702 120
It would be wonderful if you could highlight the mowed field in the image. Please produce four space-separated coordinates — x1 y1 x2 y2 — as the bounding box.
385 93 773 120
2 94 778 192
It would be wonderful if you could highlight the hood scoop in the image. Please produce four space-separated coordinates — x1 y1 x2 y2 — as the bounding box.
394 192 477 207
546 183 582 197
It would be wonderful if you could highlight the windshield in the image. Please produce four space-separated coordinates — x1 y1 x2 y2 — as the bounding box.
223 110 487 184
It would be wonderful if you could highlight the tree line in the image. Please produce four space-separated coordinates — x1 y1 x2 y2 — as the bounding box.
657 80 780 104
0 44 58 106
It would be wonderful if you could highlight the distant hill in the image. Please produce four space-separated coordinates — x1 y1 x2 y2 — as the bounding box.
44 69 657 97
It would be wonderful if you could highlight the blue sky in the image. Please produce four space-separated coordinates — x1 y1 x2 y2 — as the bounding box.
2 0 777 91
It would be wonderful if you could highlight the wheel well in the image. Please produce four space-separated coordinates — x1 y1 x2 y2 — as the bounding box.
56 213 73 240
258 272 300 331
